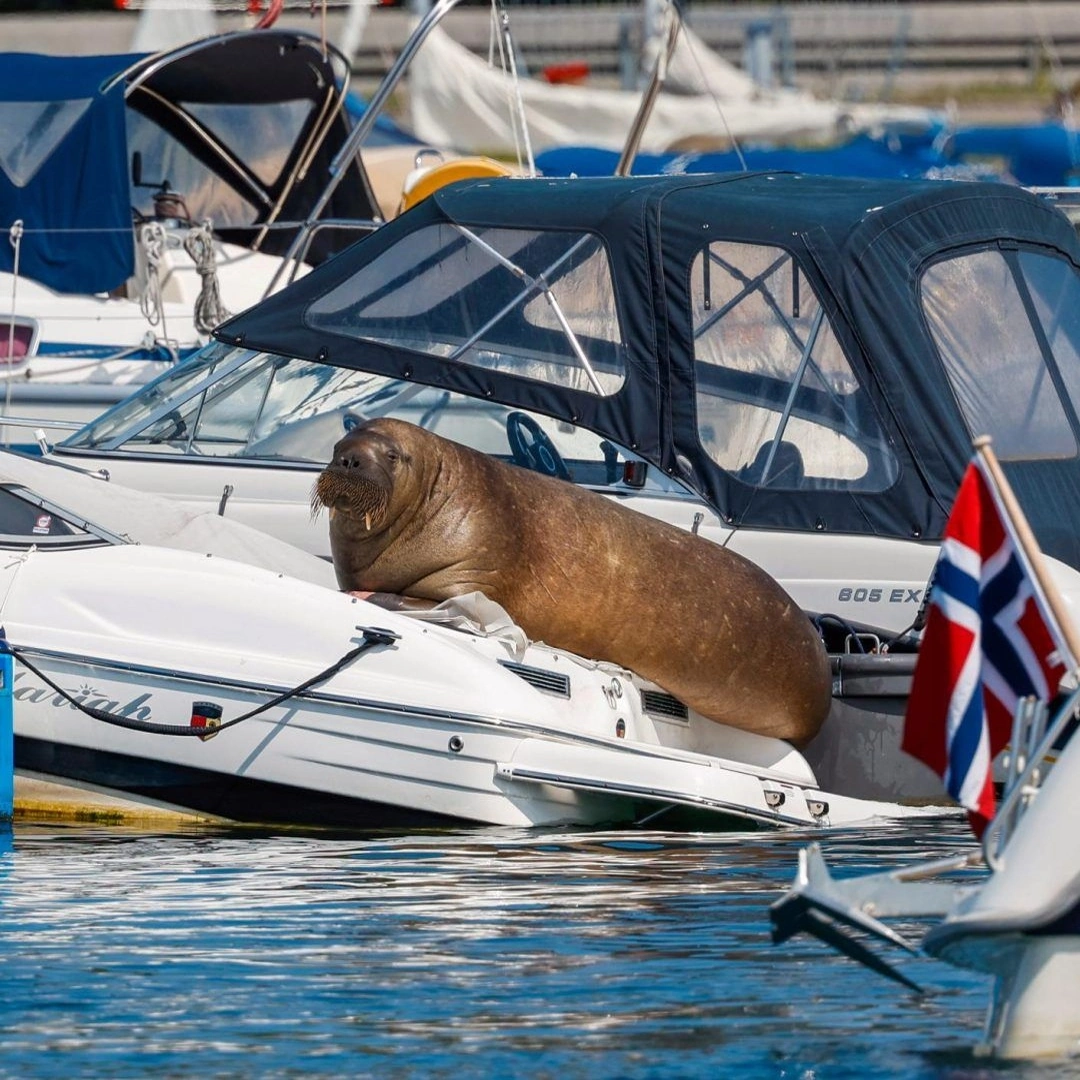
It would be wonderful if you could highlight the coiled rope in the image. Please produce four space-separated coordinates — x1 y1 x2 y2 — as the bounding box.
184 220 232 334
138 220 167 329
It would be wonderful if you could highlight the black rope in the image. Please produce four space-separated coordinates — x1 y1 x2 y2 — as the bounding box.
0 626 400 738
812 613 869 654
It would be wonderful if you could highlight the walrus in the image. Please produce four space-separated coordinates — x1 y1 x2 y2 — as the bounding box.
313 417 831 743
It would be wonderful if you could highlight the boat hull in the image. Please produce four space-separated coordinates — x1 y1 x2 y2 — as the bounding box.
0 533 957 832
806 653 948 803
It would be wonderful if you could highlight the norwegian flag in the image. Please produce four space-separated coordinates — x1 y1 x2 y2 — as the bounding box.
902 454 1075 837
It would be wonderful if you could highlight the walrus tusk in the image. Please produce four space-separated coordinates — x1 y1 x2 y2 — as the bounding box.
365 512 372 531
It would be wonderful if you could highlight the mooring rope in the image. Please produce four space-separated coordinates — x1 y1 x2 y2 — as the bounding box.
138 221 167 330
5 220 24 421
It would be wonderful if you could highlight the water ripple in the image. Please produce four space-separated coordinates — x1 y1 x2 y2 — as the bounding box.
0 821 1063 1078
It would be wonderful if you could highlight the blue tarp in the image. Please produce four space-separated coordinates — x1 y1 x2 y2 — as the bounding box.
947 124 1080 187
0 52 139 295
535 132 951 182
536 124 1080 188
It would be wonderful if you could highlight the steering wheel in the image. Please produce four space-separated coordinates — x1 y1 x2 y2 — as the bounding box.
505 411 571 480
147 409 188 445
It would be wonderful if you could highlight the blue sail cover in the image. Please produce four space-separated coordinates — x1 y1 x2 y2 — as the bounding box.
0 52 138 295
535 130 961 182
947 123 1080 186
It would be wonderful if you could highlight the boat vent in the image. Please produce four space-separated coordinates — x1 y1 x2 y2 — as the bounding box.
499 661 571 698
640 689 689 721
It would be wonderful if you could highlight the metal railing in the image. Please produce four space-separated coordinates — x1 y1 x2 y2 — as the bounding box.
983 684 1080 870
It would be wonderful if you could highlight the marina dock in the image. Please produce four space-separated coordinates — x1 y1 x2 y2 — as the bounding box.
13 777 220 826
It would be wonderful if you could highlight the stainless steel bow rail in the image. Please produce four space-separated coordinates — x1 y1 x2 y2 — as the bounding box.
0 626 400 739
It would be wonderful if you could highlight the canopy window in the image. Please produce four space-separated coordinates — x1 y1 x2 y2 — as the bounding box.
1016 250 1080 429
0 99 94 189
690 240 898 493
306 224 628 396
922 249 1079 462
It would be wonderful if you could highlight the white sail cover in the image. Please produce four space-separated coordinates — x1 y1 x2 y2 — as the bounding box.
408 23 937 156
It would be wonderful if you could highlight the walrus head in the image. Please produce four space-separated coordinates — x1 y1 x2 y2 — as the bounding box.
312 421 410 532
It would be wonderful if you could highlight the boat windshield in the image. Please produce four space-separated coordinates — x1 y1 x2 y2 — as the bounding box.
62 343 681 494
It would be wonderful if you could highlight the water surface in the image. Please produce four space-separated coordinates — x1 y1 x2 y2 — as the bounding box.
0 819 1074 1078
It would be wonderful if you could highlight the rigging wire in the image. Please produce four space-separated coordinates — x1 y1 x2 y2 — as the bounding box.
489 0 536 177
672 4 748 172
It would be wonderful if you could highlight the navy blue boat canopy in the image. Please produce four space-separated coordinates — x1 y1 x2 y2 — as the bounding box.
0 30 378 297
215 172 1080 567
0 52 135 295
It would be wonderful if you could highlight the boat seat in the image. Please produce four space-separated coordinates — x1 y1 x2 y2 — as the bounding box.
743 440 805 489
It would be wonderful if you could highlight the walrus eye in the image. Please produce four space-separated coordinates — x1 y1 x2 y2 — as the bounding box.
386 450 399 464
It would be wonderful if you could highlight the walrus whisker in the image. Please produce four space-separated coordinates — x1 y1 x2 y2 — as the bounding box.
352 488 388 530
312 469 389 530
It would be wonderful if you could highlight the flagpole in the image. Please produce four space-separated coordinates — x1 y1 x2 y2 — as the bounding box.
973 435 1080 670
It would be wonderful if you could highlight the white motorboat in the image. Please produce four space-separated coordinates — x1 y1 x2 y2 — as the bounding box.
0 27 381 435
0 449 945 830
35 166 1080 809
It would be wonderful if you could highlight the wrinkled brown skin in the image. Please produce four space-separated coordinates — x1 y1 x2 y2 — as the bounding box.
314 418 832 743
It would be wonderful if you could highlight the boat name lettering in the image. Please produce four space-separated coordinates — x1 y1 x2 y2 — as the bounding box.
836 587 921 604
13 670 154 721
